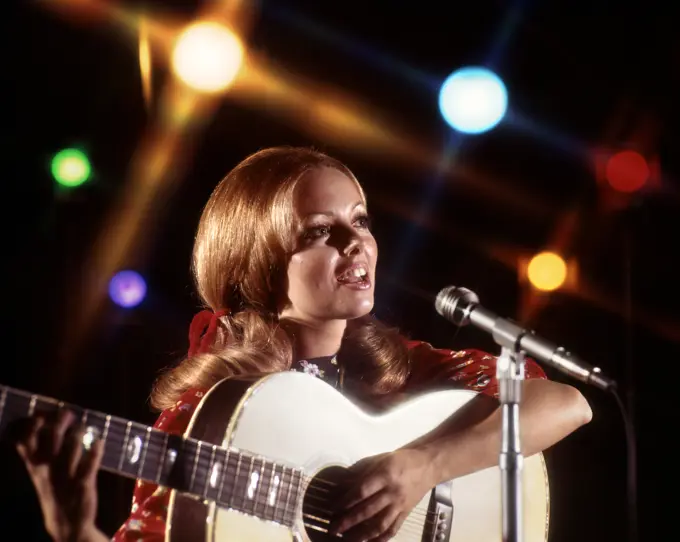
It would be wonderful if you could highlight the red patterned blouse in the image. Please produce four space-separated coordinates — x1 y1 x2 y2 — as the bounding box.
111 340 546 540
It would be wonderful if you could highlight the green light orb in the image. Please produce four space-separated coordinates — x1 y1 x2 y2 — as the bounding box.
51 148 91 187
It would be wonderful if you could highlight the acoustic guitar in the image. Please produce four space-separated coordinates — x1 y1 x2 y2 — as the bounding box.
0 372 549 541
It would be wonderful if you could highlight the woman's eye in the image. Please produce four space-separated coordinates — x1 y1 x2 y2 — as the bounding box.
303 226 330 240
302 215 371 241
355 214 372 229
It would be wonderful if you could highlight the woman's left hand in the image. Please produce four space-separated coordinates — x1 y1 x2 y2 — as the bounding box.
329 448 436 541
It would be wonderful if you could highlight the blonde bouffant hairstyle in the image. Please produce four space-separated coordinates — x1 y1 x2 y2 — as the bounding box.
151 146 410 411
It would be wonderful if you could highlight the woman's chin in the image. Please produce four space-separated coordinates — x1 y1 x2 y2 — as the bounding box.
341 299 374 319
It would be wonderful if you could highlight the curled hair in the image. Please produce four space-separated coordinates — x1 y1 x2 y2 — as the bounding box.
151 147 409 410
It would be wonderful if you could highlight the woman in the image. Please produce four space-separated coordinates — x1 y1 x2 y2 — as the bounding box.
16 146 592 542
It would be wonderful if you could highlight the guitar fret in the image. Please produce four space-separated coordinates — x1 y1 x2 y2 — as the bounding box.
118 421 132 471
294 469 304 525
233 452 243 509
137 427 151 478
265 461 276 520
295 470 304 525
156 432 169 484
28 395 37 416
190 440 202 495
205 445 217 499
246 455 256 514
144 430 158 479
0 388 8 431
267 465 275 519
271 464 283 524
98 415 112 468
80 410 90 449
255 457 266 516
217 448 229 504
102 415 111 442
0 383 323 532
73 411 105 465
283 465 293 525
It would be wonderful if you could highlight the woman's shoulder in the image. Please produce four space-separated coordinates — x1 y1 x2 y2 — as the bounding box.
403 337 494 364
152 387 210 434
401 336 546 397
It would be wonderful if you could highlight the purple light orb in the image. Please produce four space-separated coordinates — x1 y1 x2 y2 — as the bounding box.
109 270 147 308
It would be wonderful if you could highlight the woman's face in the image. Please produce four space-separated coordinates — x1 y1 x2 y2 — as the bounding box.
279 166 378 324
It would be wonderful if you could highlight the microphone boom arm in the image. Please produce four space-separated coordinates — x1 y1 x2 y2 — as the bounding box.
435 286 616 391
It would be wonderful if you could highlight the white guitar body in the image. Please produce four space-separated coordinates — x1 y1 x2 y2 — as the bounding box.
168 372 550 542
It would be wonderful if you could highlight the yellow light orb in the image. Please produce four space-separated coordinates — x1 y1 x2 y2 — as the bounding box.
527 252 567 292
171 21 244 93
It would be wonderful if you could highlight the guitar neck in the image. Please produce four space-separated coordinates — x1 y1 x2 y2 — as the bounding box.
0 385 302 527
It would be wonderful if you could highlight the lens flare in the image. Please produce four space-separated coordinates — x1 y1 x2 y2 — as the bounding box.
109 270 147 308
527 252 567 292
439 67 508 134
171 21 244 93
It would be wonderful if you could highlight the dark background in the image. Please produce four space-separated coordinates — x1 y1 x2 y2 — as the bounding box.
6 0 678 540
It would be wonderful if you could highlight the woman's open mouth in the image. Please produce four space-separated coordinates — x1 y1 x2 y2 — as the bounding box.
336 264 371 290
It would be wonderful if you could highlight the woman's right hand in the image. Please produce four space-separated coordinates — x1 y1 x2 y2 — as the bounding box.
15 408 107 542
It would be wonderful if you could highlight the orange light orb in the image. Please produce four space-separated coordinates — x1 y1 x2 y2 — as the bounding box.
527 252 567 292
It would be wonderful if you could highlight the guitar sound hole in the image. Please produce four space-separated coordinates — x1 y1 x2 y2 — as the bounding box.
303 466 348 541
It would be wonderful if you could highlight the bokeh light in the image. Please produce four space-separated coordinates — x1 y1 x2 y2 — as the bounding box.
438 67 508 134
605 150 649 193
171 21 244 93
51 148 91 187
108 270 147 308
527 252 567 292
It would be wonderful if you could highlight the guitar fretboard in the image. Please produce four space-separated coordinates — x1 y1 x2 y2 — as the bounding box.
0 386 302 527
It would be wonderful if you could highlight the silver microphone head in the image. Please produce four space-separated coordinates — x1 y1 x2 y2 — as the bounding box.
435 286 480 326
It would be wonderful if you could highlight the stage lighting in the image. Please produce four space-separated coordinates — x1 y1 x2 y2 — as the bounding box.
526 252 567 292
593 147 659 197
171 21 244 93
438 67 508 134
605 150 650 193
109 270 147 308
51 148 91 187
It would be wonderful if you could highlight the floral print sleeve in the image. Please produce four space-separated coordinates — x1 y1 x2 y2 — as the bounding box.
111 388 208 541
403 339 547 399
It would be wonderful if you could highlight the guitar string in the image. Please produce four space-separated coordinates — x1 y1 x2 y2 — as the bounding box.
93 422 439 522
75 418 443 527
302 491 437 523
302 516 436 540
302 511 436 537
303 515 437 535
5 399 444 533
302 509 433 532
304 523 431 540
1 395 443 527
302 520 427 540
13 393 442 507
11 391 436 496
302 494 437 524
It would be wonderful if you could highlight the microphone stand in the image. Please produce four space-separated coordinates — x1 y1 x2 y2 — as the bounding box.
497 345 525 542
435 285 620 542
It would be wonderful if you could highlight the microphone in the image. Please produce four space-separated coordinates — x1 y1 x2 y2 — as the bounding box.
435 286 616 391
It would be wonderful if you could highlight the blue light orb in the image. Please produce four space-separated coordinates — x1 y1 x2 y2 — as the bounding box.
438 67 508 134
109 270 147 308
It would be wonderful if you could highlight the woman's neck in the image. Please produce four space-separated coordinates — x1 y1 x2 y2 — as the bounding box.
281 318 346 360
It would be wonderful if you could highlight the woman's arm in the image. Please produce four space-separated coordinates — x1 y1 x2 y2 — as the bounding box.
330 345 593 540
411 378 593 484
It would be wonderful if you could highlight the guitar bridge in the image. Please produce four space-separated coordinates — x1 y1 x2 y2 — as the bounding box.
424 482 453 541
